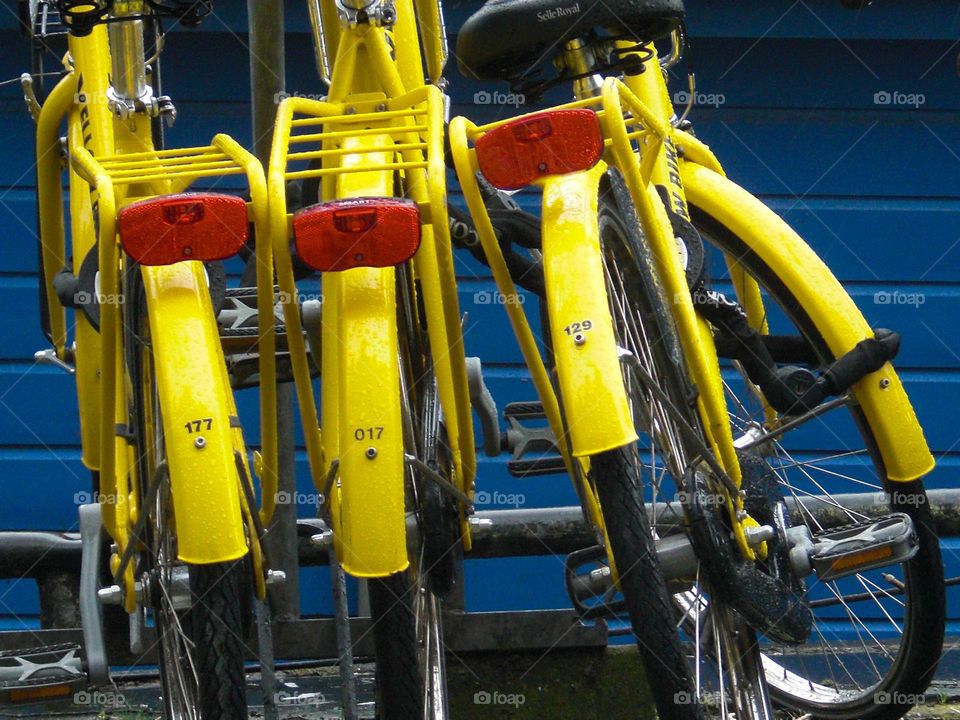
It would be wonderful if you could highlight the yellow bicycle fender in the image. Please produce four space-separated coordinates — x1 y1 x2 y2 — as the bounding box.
142 262 248 564
329 266 408 578
328 131 408 578
681 161 934 482
540 165 637 457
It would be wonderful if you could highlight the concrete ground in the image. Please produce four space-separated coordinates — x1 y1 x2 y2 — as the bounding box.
2 648 960 719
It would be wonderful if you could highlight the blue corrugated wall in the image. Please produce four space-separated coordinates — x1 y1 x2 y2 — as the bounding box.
0 1 958 637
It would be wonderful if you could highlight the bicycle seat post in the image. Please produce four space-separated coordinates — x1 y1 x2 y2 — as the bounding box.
558 38 604 100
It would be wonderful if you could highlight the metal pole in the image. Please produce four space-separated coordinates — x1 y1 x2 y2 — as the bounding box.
247 0 301 624
247 5 292 719
330 550 359 720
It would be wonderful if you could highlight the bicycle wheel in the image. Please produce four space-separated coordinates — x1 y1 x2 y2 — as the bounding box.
688 206 945 720
132 295 250 720
144 438 251 720
595 168 943 719
596 177 757 718
588 446 704 720
369 274 453 720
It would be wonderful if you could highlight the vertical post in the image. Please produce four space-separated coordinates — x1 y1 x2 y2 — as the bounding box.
330 551 359 720
246 5 296 718
247 0 300 623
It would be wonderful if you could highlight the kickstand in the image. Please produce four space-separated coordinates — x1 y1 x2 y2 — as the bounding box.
331 550 359 720
256 598 279 720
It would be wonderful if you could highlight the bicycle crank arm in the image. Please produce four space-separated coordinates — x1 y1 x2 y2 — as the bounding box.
465 357 501 457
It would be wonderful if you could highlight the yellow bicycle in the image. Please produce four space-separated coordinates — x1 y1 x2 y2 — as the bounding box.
28 1 280 717
451 2 944 719
267 0 498 716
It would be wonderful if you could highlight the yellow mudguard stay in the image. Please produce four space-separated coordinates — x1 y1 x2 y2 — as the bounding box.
540 165 637 457
679 158 934 482
143 263 248 564
325 132 408 578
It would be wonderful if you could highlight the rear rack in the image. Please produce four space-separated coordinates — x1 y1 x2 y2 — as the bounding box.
80 138 253 195
267 84 478 517
273 92 438 190
63 134 280 603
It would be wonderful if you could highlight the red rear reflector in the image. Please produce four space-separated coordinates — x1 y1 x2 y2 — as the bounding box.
118 193 249 266
475 109 604 190
293 198 422 272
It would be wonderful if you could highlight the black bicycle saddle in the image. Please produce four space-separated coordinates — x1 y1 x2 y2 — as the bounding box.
456 0 685 82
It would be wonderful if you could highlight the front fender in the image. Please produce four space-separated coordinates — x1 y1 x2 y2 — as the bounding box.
540 165 637 457
680 161 934 482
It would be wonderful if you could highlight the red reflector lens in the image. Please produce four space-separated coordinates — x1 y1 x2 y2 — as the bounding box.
162 202 205 225
293 198 421 272
475 109 604 190
333 207 379 234
118 193 248 266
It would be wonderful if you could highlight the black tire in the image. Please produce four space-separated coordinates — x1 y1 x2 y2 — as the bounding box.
368 572 423 720
130 282 251 720
690 209 945 720
421 477 463 598
591 447 703 720
187 560 250 720
419 371 462 600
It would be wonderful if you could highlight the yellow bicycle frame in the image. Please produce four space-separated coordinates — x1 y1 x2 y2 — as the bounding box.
451 43 933 563
34 26 276 605
269 0 476 577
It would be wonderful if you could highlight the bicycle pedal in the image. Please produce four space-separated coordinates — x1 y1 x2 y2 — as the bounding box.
0 643 86 704
503 401 547 421
218 287 318 389
218 286 286 350
502 401 565 477
507 456 567 478
790 513 918 582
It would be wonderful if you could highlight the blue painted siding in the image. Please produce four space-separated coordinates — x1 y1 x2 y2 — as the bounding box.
0 1 958 629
